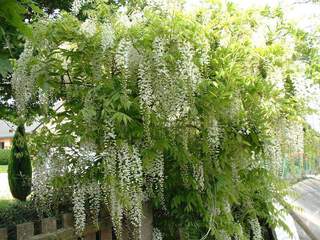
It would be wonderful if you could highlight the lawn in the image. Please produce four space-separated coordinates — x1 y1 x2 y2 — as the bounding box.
0 165 7 174
0 199 13 209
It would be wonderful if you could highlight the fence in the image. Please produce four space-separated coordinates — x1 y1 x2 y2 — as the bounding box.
0 203 153 240
281 152 320 180
0 213 112 240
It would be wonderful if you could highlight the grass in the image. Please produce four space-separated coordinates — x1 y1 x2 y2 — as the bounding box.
0 199 13 209
0 165 7 173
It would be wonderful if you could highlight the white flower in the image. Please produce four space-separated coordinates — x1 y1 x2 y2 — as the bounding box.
115 39 132 76
193 161 205 191
152 228 163 240
73 183 86 235
219 29 231 48
32 160 53 216
208 118 220 158
59 41 78 51
252 26 267 48
249 217 263 240
12 41 35 112
264 134 282 174
110 186 123 239
266 67 284 92
138 58 154 110
80 19 97 37
71 0 92 15
101 23 115 51
117 6 132 28
130 10 145 25
87 181 101 226
146 151 165 204
178 41 201 90
115 39 136 94
217 230 231 240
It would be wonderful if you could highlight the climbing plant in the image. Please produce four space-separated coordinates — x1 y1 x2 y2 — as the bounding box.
12 0 320 239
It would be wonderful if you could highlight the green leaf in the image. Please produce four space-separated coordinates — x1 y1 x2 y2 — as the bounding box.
0 57 12 77
112 112 132 126
0 0 31 36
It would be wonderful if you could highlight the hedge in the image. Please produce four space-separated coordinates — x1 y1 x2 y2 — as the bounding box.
0 149 10 165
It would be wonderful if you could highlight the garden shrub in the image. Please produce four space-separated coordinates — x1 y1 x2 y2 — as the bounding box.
8 125 32 201
0 199 72 240
0 201 40 228
0 149 10 165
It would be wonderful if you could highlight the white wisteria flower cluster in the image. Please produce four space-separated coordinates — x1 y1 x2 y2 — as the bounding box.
71 0 92 15
12 41 35 112
72 181 101 235
152 228 163 240
80 19 97 37
249 217 263 240
32 160 54 216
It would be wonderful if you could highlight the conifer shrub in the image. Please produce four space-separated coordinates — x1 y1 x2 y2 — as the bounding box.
8 125 32 201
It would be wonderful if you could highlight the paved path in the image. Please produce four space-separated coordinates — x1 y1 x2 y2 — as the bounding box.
274 208 300 240
0 173 12 199
291 177 320 239
273 176 320 240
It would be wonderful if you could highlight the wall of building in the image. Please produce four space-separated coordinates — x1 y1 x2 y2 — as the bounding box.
0 137 13 149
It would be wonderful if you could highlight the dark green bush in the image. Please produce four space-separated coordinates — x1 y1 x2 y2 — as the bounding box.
0 201 39 228
0 200 51 240
8 125 32 201
0 149 10 165
0 199 72 240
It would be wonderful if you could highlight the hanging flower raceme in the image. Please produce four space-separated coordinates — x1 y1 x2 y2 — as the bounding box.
152 228 163 240
80 19 97 37
32 161 54 216
12 41 35 112
101 22 115 51
249 217 263 240
71 0 93 15
72 183 87 235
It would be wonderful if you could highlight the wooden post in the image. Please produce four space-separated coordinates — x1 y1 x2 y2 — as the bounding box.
84 232 96 240
41 217 57 234
17 222 34 240
62 213 73 228
0 228 7 240
84 224 99 240
100 220 112 240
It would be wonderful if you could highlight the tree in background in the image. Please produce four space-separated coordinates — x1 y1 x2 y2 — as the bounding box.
8 125 32 201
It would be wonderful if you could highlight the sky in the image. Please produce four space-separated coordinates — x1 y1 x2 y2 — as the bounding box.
232 0 320 30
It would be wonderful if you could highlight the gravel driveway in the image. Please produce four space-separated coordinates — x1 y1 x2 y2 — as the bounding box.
0 173 12 199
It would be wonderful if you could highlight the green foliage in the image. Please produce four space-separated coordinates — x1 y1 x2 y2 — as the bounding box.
0 149 10 165
0 165 8 173
0 0 72 122
0 0 35 79
0 199 72 227
0 200 37 227
8 125 32 201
